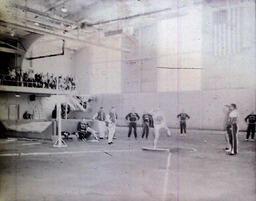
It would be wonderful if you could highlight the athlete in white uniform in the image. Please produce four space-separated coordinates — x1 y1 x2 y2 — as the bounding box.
106 106 118 145
152 108 171 149
93 107 107 139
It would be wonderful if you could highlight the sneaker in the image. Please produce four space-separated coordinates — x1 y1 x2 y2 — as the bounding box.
250 139 255 142
245 139 249 141
108 142 113 145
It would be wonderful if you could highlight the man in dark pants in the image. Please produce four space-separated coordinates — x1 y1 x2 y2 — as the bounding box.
125 108 140 139
224 105 232 151
245 111 256 142
227 104 239 156
141 111 153 139
177 110 190 135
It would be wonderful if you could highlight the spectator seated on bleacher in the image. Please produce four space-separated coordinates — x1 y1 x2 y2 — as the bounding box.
27 69 34 87
9 68 16 86
42 73 49 88
77 119 99 142
22 71 28 87
49 74 57 89
35 73 43 88
15 69 21 86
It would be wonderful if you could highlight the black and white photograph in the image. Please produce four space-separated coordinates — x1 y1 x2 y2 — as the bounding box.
0 0 255 200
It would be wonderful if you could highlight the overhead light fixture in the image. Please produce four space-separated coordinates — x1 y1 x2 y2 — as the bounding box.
61 6 68 13
10 30 15 37
15 94 21 98
34 22 39 26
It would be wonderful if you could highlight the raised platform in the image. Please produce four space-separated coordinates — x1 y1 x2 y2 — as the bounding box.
0 85 77 95
1 120 54 140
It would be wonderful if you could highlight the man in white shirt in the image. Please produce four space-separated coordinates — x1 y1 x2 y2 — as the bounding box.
93 107 107 139
106 106 118 144
227 103 239 155
223 105 232 151
151 107 171 149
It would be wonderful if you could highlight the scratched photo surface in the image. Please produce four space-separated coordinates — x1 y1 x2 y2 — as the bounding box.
0 0 255 201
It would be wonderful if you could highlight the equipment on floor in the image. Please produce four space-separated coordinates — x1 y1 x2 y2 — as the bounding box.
142 147 170 152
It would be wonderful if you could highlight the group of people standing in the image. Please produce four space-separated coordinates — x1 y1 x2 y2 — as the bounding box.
77 106 118 145
77 106 191 148
125 108 190 148
93 106 118 144
76 103 255 155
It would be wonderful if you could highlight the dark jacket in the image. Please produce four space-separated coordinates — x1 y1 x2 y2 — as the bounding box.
177 113 190 122
245 114 256 124
125 113 140 122
142 113 154 127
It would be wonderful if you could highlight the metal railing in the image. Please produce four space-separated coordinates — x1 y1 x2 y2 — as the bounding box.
0 74 76 92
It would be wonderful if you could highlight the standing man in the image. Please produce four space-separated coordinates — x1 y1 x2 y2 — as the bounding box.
152 107 171 149
245 111 256 142
227 104 239 156
141 111 153 139
224 105 232 151
106 106 118 144
93 107 106 139
177 110 190 135
125 108 140 139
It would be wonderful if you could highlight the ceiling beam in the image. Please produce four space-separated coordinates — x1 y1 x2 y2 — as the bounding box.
0 46 22 55
14 4 75 26
85 7 174 26
0 41 26 53
44 0 71 13
0 20 130 52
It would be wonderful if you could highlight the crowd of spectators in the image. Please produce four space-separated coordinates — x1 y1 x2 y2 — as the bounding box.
0 67 76 91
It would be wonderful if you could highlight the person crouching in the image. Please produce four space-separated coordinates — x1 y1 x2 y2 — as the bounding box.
77 119 99 142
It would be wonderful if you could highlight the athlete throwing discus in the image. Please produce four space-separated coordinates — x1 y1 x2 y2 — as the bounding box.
151 108 171 149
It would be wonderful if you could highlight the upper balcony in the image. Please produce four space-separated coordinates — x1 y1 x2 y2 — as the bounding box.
0 73 77 95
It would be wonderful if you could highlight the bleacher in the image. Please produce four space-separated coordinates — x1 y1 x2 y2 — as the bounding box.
0 71 77 95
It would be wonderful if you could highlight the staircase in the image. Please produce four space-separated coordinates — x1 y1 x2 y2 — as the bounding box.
68 96 86 111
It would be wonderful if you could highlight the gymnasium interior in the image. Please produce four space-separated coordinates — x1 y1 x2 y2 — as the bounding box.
0 0 255 201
